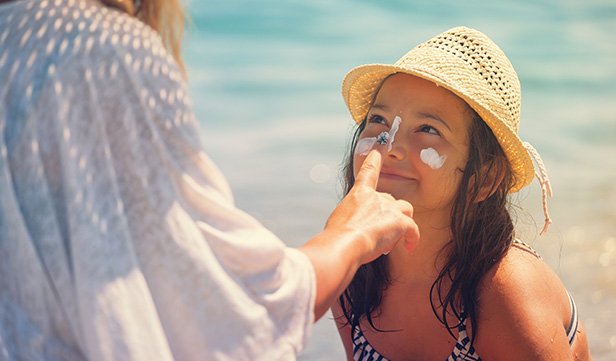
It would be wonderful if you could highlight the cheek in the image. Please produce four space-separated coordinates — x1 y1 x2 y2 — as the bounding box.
432 153 467 192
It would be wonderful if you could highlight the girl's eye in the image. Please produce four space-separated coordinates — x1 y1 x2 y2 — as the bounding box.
367 114 388 126
419 125 440 135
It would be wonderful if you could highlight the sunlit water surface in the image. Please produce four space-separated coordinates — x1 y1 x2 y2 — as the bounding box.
184 1 616 359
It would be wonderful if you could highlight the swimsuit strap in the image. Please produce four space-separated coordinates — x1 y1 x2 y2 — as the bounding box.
566 292 579 345
353 321 482 361
512 239 542 259
447 310 481 361
352 326 389 361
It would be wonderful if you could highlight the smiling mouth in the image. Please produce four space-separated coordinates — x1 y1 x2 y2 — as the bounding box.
379 170 414 181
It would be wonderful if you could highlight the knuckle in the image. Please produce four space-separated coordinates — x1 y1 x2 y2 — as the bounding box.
360 162 378 174
380 192 395 201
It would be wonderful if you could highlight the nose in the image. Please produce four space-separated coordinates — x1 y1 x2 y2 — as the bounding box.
387 142 406 161
386 124 408 161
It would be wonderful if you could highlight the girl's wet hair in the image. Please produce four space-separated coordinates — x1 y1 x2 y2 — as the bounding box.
338 107 516 348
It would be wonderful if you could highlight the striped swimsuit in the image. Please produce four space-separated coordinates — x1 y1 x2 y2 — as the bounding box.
352 240 580 360
351 293 579 361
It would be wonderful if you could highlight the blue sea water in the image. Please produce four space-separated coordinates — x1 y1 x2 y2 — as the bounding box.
183 0 616 359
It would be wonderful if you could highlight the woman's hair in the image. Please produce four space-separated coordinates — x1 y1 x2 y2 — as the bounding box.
101 0 187 75
338 97 516 348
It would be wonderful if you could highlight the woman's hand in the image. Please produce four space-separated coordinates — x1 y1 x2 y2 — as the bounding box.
300 145 419 320
328 145 420 261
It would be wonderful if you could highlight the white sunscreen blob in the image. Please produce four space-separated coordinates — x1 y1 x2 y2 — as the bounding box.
420 147 447 169
355 137 377 156
387 116 402 152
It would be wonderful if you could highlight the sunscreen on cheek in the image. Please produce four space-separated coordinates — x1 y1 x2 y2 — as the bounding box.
355 137 377 156
354 132 389 156
354 116 401 157
420 147 447 169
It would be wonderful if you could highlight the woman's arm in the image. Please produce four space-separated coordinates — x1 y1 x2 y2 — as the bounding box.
300 147 420 321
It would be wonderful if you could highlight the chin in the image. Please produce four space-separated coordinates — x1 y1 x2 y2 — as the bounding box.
376 186 412 203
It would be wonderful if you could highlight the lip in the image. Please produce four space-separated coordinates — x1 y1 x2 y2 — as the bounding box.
379 168 414 181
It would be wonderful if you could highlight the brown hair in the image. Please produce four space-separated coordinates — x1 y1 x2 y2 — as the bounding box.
101 0 187 76
338 106 516 349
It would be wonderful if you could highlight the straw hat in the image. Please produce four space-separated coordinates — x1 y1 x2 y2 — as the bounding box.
342 26 535 193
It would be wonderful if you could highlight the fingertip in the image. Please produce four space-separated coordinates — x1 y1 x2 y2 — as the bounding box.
365 144 386 164
371 141 389 155
404 238 418 254
365 143 389 169
404 226 420 254
397 199 414 218
355 146 386 188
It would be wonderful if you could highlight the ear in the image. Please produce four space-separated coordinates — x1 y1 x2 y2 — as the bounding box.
472 161 506 203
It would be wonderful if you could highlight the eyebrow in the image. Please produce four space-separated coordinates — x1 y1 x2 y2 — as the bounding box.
370 104 390 111
370 105 453 131
416 111 452 131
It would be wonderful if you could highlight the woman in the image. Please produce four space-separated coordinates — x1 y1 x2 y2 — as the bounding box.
0 0 418 360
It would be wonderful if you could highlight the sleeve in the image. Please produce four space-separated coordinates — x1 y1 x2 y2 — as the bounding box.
20 8 316 361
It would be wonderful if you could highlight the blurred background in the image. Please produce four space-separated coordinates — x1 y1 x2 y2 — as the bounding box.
183 0 616 359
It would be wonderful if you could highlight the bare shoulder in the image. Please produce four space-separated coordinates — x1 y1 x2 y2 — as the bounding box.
472 241 581 360
478 241 571 329
483 240 564 292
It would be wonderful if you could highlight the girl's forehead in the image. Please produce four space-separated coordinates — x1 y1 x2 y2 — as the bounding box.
376 74 463 103
372 74 473 120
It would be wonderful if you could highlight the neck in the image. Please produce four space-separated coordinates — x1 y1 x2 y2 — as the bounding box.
387 216 452 285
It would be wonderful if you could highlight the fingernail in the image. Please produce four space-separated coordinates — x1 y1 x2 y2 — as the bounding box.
377 132 389 145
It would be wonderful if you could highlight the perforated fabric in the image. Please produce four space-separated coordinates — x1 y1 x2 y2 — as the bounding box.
0 1 315 360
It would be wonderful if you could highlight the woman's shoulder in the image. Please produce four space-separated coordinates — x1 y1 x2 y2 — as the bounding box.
10 0 182 85
13 0 162 51
5 0 192 126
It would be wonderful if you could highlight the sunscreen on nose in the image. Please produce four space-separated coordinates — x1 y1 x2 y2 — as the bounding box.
387 116 402 152
354 116 402 156
420 147 447 169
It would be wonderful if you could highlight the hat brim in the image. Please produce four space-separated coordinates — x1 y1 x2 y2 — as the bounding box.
342 63 535 193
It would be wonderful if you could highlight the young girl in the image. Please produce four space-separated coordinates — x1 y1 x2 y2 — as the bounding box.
333 27 593 361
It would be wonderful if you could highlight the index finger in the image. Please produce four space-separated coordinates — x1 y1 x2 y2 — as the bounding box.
354 145 386 190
